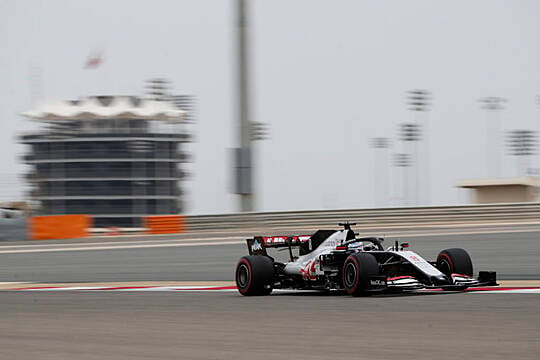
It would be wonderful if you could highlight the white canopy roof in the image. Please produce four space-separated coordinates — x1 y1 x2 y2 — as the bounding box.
21 96 185 122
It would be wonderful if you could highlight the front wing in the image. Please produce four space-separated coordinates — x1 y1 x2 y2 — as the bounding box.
386 271 498 291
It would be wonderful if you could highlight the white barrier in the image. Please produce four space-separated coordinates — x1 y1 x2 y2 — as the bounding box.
184 203 540 231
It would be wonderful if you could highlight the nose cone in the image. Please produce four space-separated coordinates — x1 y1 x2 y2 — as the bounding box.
431 275 450 285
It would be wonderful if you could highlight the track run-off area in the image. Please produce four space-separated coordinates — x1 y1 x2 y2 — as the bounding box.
1 222 539 359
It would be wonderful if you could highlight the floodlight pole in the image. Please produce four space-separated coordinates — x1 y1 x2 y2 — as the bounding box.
479 96 506 178
406 89 431 205
237 0 254 212
399 123 421 205
506 130 537 176
537 95 540 174
370 137 390 207
394 153 411 206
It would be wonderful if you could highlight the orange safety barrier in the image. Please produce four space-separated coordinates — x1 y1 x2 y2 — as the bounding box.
144 215 186 234
30 214 91 240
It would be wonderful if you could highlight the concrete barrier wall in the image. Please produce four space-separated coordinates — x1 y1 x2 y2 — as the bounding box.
3 203 539 240
185 203 540 231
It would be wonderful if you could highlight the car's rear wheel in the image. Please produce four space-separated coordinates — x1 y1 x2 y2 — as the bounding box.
342 253 379 297
235 256 274 296
436 248 473 277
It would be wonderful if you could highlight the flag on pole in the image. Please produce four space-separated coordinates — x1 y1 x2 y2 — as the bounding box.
84 51 103 69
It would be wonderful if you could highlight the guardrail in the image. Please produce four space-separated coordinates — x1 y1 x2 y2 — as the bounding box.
184 203 540 232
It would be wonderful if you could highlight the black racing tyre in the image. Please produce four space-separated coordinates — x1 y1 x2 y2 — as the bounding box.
436 248 473 277
235 256 274 296
342 253 379 297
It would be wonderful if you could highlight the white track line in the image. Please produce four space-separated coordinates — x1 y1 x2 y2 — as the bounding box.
376 227 540 238
0 236 243 249
1 226 540 254
0 240 244 254
469 289 540 294
7 286 540 294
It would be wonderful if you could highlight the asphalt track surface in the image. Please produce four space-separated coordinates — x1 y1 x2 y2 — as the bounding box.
1 291 539 360
1 225 539 359
0 228 539 282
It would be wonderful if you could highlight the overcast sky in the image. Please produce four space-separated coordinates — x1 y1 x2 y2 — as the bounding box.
1 0 539 214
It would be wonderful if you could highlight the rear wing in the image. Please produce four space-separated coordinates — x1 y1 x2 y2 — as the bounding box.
247 235 311 256
246 230 337 256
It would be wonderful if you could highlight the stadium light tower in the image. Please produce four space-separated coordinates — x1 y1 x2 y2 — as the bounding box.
393 153 412 206
145 78 170 101
370 137 390 207
399 123 421 205
536 95 540 175
407 90 431 112
506 130 537 176
406 89 431 205
233 0 270 212
479 96 507 177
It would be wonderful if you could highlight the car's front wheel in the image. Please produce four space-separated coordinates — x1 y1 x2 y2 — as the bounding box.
436 248 473 277
235 255 274 296
342 253 379 297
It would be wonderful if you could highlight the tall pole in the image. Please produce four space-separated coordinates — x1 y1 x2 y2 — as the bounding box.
479 96 506 178
399 123 421 205
370 137 390 207
536 95 540 175
506 130 537 176
406 89 431 205
237 0 254 211
394 153 411 206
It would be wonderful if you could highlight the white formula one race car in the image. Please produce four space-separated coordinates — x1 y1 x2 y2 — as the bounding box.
235 222 497 296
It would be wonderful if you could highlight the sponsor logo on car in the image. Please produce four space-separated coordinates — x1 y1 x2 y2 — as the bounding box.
370 279 386 286
263 236 311 245
251 240 263 251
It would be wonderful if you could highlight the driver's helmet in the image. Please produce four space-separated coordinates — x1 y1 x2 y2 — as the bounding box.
348 241 364 252
348 241 376 252
362 242 377 251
